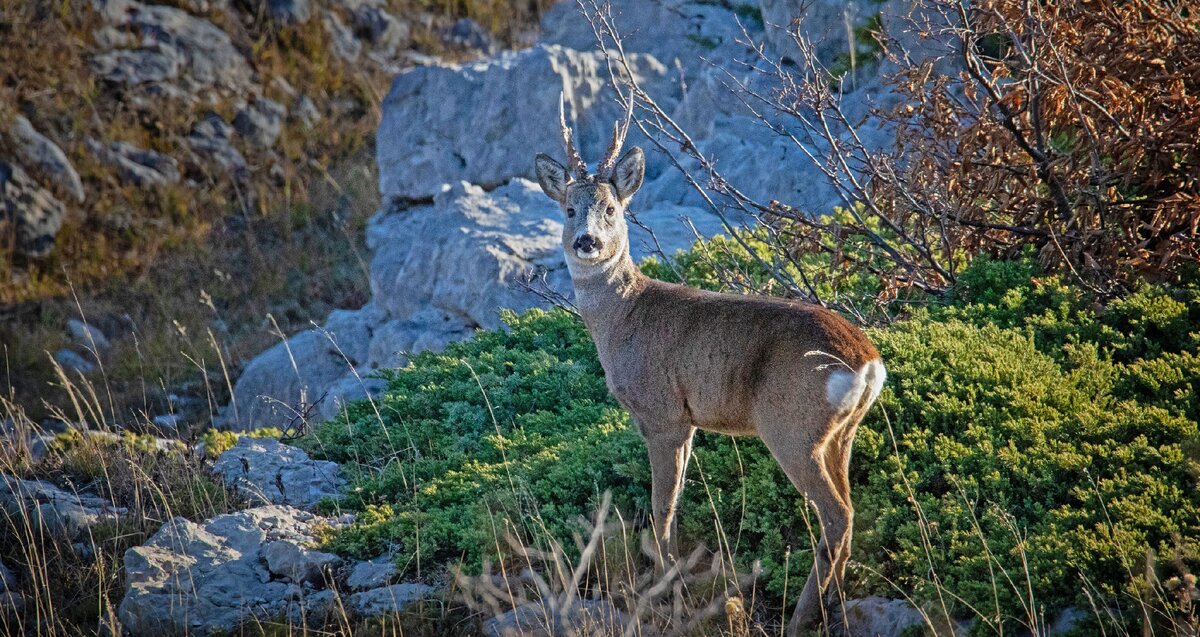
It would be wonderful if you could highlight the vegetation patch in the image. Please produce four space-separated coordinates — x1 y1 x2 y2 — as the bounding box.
305 236 1200 631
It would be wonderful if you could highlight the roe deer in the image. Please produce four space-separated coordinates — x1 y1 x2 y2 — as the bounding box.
533 97 886 635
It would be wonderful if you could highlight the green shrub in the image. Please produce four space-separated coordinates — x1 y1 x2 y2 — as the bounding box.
304 237 1200 630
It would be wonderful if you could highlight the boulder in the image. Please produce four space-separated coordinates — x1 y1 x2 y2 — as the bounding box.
68 319 111 351
187 114 246 174
225 304 383 428
348 4 410 51
90 44 182 85
266 0 311 25
8 116 85 203
211 437 344 509
0 475 127 541
262 540 342 584
841 596 971 637
54 349 96 375
441 18 495 54
483 599 625 637
348 582 434 617
0 161 66 258
233 98 287 148
323 10 362 62
86 138 181 187
105 2 254 91
376 44 675 204
118 505 342 635
346 556 399 592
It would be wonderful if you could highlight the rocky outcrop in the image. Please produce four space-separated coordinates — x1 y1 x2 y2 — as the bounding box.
211 437 344 510
376 44 674 204
118 505 431 635
118 506 337 635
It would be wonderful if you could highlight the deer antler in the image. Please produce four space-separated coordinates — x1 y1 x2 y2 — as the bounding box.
559 93 589 180
596 95 634 180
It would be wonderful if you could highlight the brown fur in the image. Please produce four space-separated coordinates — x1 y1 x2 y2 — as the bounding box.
535 144 885 636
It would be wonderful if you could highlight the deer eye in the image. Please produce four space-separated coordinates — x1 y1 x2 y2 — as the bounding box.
566 207 576 218
605 205 615 216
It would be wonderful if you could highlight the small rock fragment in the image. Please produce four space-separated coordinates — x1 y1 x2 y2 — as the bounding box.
8 115 85 203
233 98 286 148
67 319 111 351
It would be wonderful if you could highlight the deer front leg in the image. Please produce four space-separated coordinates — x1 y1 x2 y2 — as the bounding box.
642 425 696 571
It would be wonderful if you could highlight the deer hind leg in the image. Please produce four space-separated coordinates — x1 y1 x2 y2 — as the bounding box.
642 425 696 570
759 422 854 637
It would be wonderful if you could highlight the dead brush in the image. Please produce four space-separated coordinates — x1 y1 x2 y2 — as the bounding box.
456 492 764 637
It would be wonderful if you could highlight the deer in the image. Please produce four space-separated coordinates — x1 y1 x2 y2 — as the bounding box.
532 96 886 635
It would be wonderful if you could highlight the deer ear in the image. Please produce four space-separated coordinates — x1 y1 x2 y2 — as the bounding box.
611 147 644 202
535 153 569 203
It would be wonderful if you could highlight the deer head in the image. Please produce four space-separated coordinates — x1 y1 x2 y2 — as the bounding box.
534 94 645 271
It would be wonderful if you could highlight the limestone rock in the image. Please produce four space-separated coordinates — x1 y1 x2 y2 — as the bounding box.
118 505 340 635
376 44 675 203
54 349 96 375
211 437 344 509
346 556 398 592
483 599 625 637
758 0 876 64
323 10 362 62
86 138 181 187
841 596 971 637
234 98 287 148
187 114 246 174
0 161 66 258
348 582 434 617
266 0 311 25
67 319 111 351
262 540 342 584
0 475 127 541
8 116 85 203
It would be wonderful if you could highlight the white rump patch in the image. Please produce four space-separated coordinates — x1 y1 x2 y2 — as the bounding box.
825 359 887 414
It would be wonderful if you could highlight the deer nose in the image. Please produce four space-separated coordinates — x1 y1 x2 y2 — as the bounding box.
573 233 602 253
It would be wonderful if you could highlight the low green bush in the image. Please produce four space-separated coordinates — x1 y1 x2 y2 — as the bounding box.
302 236 1200 630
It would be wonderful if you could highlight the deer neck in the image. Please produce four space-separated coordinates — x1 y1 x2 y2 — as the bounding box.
568 243 647 338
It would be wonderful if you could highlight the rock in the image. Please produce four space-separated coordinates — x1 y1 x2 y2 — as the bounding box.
187 114 246 174
67 319 111 351
376 44 675 203
151 413 182 435
539 0 755 66
482 599 625 637
0 591 24 616
266 0 311 25
0 475 127 541
54 349 96 375
348 582 434 617
262 540 341 584
86 138 180 187
841 596 970 637
293 95 321 128
317 374 387 422
118 505 342 635
225 303 383 427
323 10 362 62
233 98 286 148
120 2 254 91
346 556 398 592
0 161 66 258
90 44 182 85
349 4 410 51
211 436 344 509
8 116 85 203
758 0 876 64
0 559 15 592
442 18 495 54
